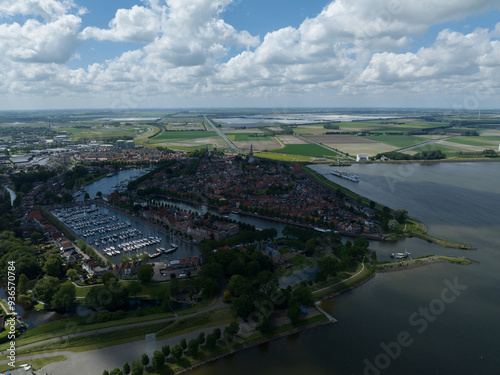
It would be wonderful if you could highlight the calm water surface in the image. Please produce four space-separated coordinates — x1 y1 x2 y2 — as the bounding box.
190 162 500 375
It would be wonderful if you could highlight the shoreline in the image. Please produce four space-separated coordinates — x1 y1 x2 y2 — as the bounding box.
171 254 470 374
174 319 333 375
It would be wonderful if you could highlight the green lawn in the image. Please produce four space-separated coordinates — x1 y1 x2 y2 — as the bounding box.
446 136 500 147
271 144 340 157
362 135 429 148
153 131 217 140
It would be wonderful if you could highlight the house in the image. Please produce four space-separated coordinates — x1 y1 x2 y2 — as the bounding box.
356 154 370 162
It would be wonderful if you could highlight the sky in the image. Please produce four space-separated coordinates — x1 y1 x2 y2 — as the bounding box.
1 0 500 110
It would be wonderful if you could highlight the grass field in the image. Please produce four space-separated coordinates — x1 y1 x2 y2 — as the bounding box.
153 131 217 140
446 136 500 147
253 152 314 162
362 135 429 148
271 144 340 157
227 133 273 141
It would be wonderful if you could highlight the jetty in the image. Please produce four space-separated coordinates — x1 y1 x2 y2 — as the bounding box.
314 301 338 323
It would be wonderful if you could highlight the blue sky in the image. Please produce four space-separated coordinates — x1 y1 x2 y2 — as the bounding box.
1 0 500 110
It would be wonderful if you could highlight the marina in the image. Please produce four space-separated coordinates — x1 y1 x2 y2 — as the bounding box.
50 204 194 263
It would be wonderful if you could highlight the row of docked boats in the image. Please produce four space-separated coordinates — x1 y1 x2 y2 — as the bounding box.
149 244 178 258
51 205 175 259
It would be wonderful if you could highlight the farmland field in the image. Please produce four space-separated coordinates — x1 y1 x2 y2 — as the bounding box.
153 131 217 140
308 134 399 156
271 143 340 157
227 133 273 141
361 135 429 148
446 136 500 147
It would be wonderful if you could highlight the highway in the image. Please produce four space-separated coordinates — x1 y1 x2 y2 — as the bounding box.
204 115 238 150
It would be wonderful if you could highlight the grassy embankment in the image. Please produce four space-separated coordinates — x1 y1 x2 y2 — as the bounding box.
0 356 67 373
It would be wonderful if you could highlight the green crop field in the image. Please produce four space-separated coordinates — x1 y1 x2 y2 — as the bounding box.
271 143 340 157
447 136 500 146
227 133 273 141
405 143 460 157
153 131 217 140
362 135 428 148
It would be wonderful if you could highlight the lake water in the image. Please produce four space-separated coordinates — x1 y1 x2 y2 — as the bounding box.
215 114 403 127
189 162 500 375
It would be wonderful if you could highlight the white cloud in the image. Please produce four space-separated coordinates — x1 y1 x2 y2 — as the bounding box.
81 5 161 43
0 15 81 64
2 0 500 109
358 28 497 84
0 0 83 20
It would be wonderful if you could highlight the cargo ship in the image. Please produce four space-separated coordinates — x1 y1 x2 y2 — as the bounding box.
331 169 359 182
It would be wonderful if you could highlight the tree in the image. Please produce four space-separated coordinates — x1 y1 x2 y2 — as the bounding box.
188 339 199 356
43 254 63 277
228 275 252 298
66 268 78 281
232 295 254 319
18 273 28 294
131 360 143 375
152 350 165 372
126 281 141 297
139 252 150 263
180 338 187 350
292 285 314 306
353 237 369 250
388 219 399 231
141 353 149 366
393 209 408 224
101 271 117 285
123 362 130 375
85 279 128 311
96 191 103 198
197 332 205 345
110 369 123 375
169 277 180 295
103 371 110 375
305 238 318 255
213 327 221 340
34 276 60 303
137 264 154 282
171 344 183 360
161 344 170 358
51 282 76 312
84 192 90 201
206 333 217 350
287 297 301 325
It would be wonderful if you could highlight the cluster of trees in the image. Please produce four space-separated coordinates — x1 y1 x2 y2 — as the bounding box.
375 150 446 160
315 236 370 282
103 325 237 375
127 160 178 190
323 123 340 129
32 277 76 312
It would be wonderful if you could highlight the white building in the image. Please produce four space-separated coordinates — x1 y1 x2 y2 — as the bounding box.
357 154 370 162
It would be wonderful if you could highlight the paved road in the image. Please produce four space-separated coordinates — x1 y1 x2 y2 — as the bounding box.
204 116 238 150
296 134 356 160
0 286 227 372
397 136 459 152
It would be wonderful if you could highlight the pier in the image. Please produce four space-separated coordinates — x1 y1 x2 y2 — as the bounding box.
314 301 338 323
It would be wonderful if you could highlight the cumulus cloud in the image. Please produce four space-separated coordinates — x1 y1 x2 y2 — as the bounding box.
81 5 161 43
0 0 83 20
2 0 500 108
358 28 497 84
0 15 81 63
